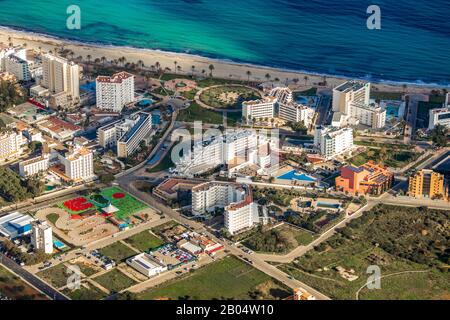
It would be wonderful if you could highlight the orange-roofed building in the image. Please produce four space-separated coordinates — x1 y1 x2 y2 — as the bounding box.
335 161 393 196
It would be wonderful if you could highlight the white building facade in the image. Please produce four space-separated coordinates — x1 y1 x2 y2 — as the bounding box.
428 107 450 130
42 54 80 103
96 72 135 112
31 220 53 254
314 126 354 159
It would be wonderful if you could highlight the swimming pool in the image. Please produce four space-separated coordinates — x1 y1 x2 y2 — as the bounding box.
317 201 340 209
136 99 153 107
53 240 67 249
277 170 317 182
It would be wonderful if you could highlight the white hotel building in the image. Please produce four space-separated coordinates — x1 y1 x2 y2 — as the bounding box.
98 112 153 158
174 130 277 177
3 55 31 81
332 81 386 129
349 102 386 129
59 146 94 182
314 125 354 159
19 154 50 177
96 72 135 112
428 107 450 130
242 96 277 121
31 220 53 254
242 87 315 126
42 54 80 103
192 182 258 235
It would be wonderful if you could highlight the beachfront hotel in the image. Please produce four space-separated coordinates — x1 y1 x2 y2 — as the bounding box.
332 81 386 129
408 169 448 200
192 182 259 235
98 112 153 158
0 47 32 82
42 53 80 105
333 81 371 114
314 125 354 159
335 161 394 196
242 87 315 127
349 101 387 129
96 71 135 112
242 96 277 121
428 107 450 130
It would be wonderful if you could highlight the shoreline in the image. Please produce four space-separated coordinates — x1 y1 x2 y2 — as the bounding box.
0 26 448 93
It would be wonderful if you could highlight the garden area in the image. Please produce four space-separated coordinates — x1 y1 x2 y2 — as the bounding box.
177 102 226 125
199 85 261 109
349 147 419 168
279 205 450 300
135 255 290 300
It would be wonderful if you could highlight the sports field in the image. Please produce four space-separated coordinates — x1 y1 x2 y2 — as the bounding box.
100 187 149 219
56 187 148 220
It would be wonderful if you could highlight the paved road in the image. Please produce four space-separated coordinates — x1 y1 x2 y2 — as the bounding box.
116 177 331 300
0 253 68 300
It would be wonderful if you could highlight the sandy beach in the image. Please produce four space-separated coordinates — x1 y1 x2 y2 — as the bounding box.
0 27 445 94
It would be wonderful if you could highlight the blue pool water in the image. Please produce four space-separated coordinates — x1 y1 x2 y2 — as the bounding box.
137 99 153 107
278 170 317 182
53 240 66 249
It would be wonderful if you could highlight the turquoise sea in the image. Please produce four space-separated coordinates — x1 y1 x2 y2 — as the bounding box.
0 0 449 85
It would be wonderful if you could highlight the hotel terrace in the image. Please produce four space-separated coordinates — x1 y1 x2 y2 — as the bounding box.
335 161 394 196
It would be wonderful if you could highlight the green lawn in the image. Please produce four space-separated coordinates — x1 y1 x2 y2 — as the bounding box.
199 86 260 109
0 265 47 300
47 213 59 225
62 282 107 300
124 230 165 252
98 242 137 263
136 256 290 300
94 269 137 293
177 102 225 124
100 187 149 219
350 149 418 168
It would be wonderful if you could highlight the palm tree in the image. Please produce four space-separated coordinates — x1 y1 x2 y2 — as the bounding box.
304 75 309 86
208 64 215 77
86 54 92 64
246 70 252 83
191 65 196 77
174 61 178 74
121 56 127 66
177 65 182 73
137 59 144 69
101 56 107 66
155 61 161 72
402 84 408 95
265 73 271 82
